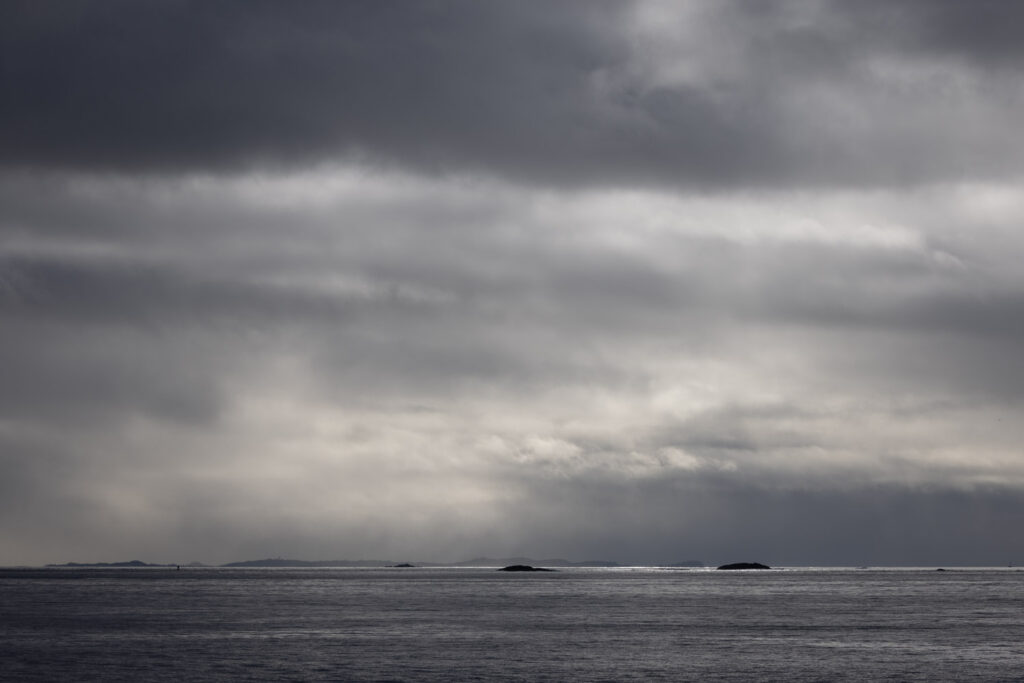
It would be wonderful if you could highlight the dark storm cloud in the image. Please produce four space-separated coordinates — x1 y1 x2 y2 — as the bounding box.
4 1 1024 187
1 0 626 176
834 0 1024 66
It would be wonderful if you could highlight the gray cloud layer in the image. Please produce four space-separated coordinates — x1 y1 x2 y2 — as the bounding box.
5 1 1024 186
4 171 1024 565
3 2 1024 566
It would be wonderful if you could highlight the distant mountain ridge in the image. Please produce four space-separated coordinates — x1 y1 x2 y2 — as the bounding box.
46 560 176 568
221 557 705 568
221 557 624 568
46 557 706 569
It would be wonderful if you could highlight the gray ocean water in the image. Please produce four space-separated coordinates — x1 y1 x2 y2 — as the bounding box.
2 566 1024 681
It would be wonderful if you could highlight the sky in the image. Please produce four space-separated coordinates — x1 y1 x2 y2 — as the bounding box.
3 0 1024 567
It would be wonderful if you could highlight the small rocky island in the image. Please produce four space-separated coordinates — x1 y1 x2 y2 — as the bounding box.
498 564 554 572
717 562 771 570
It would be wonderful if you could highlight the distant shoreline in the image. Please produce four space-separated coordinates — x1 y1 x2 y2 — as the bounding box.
45 560 178 568
42 557 707 569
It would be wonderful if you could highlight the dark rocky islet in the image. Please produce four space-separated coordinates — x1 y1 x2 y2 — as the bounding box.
498 564 554 572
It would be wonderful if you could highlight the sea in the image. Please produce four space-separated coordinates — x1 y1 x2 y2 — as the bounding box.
2 566 1024 681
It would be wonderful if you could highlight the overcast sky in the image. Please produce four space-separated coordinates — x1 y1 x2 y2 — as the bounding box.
3 0 1024 566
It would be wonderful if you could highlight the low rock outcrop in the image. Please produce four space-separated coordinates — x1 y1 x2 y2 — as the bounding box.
498 564 554 572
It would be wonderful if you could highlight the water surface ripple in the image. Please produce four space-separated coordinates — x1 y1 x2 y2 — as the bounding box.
3 567 1023 681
